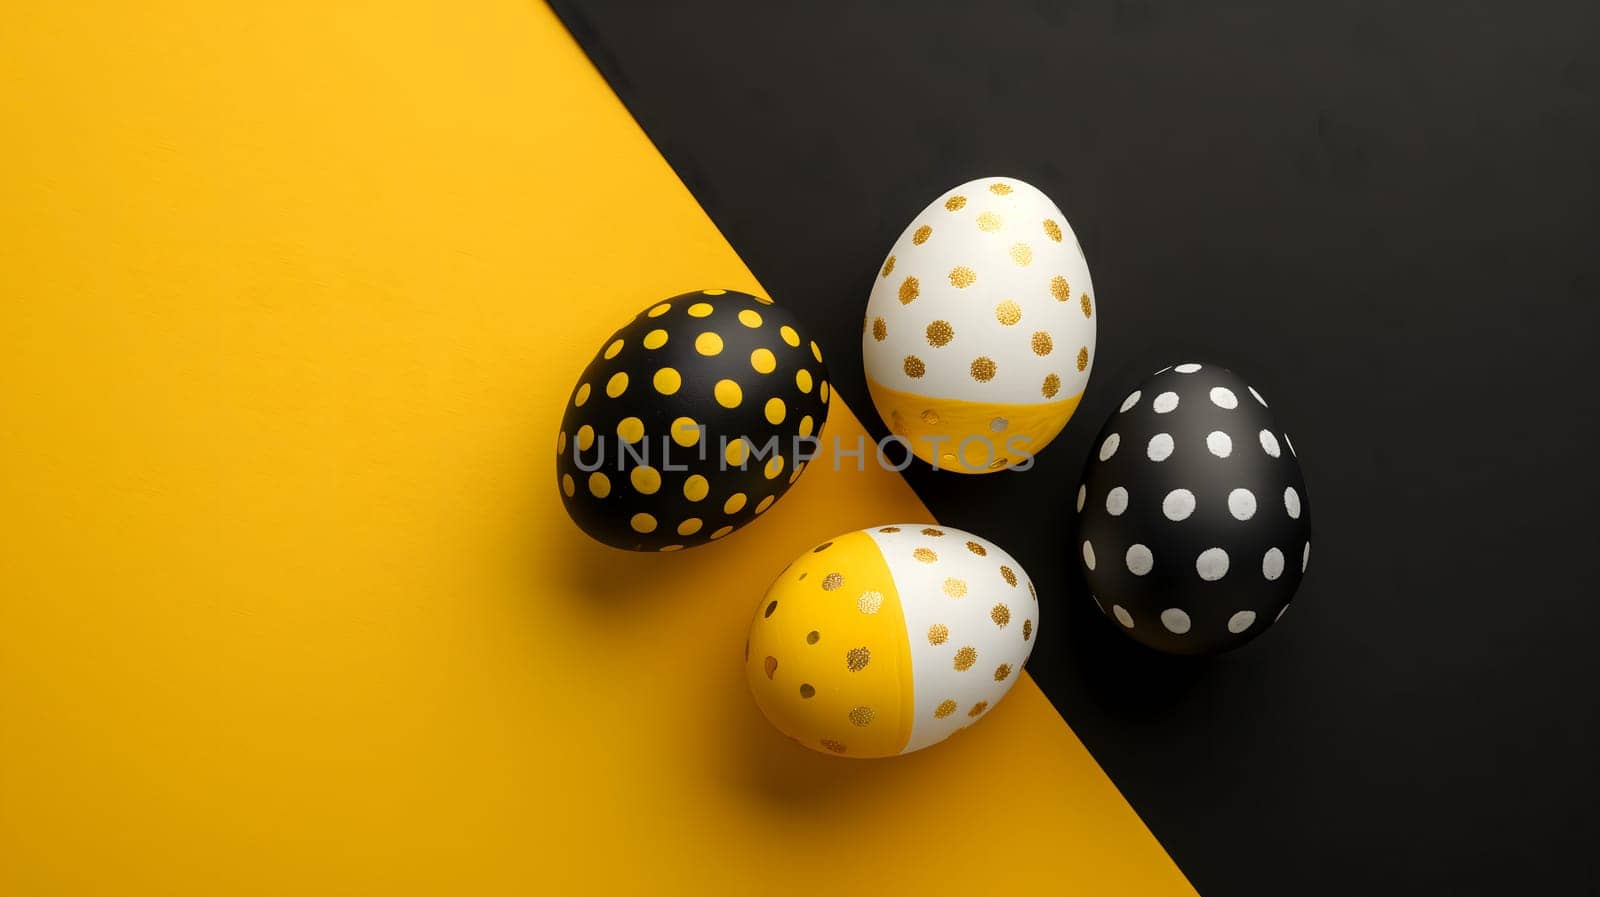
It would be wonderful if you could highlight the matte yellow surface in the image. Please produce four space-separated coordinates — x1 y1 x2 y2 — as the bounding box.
0 2 1194 894
868 376 1083 473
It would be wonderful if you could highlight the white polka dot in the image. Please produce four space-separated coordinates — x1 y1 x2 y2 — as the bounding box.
1227 610 1257 633
1113 605 1134 628
1099 433 1121 461
1228 488 1256 520
1275 604 1290 622
1196 547 1229 581
1248 385 1268 407
1092 594 1104 613
1147 433 1174 462
1284 486 1301 519
1285 433 1297 457
1262 548 1285 580
1105 486 1129 516
1160 608 1191 633
1259 429 1281 458
1209 386 1238 409
1120 390 1142 412
1206 431 1232 458
1162 488 1196 521
1152 391 1180 413
1175 363 1202 373
1126 544 1154 576
1081 540 1096 570
1302 542 1311 572
1076 484 1086 512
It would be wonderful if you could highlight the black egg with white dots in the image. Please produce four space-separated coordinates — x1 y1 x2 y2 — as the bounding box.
1075 363 1310 655
557 290 831 551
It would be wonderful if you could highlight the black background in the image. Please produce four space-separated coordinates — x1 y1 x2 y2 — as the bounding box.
549 1 1600 893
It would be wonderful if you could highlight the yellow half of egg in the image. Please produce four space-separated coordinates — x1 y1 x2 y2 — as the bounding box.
867 377 1084 473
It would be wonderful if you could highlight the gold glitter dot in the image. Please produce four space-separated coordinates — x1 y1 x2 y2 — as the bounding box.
995 300 1021 326
879 526 901 533
1023 620 1034 641
1000 565 1018 587
935 699 958 719
848 706 876 727
1077 346 1090 371
806 630 820 644
857 591 883 614
904 355 926 378
630 512 656 533
948 266 977 288
954 646 977 671
913 225 932 245
1050 275 1070 302
966 541 987 557
1010 243 1033 266
928 624 949 645
943 578 968 598
1031 331 1054 356
1042 374 1061 399
925 320 954 347
643 329 669 349
921 527 944 536
897 276 920 305
822 572 844 591
820 739 847 754
763 656 777 679
872 317 887 341
976 211 1003 232
970 357 996 382
881 255 896 278
989 182 1012 195
799 683 815 698
968 700 989 717
921 409 940 425
1080 293 1093 318
1043 219 1063 242
945 195 967 211
846 647 871 672
738 309 762 328
992 604 1011 627
913 547 938 563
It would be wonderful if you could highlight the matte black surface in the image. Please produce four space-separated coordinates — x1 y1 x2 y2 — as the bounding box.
549 2 1600 892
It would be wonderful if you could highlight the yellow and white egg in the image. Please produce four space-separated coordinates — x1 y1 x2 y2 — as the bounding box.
863 176 1097 473
745 525 1038 758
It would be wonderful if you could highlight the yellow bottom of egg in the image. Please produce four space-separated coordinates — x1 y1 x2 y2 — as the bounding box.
866 377 1082 474
746 525 1038 758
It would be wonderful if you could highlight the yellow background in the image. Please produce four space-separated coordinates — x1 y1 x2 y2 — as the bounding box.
0 2 1193 893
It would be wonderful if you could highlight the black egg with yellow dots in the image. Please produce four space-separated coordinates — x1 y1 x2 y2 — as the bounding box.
557 290 832 551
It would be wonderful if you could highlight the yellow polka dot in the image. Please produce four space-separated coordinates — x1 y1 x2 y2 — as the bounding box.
795 369 813 393
670 416 701 447
557 431 567 454
560 473 574 497
949 266 976 288
576 425 594 451
798 415 815 438
643 328 669 349
688 302 713 317
702 289 726 296
714 379 742 408
764 455 785 479
683 474 709 502
677 518 703 537
750 347 776 374
913 225 932 244
659 544 683 552
820 381 830 403
738 309 762 328
898 276 920 304
603 338 624 359
644 368 675 396
788 463 805 484
1010 243 1033 266
710 525 734 540
573 383 591 406
616 416 644 443
765 397 787 425
647 303 671 317
723 493 747 514
810 341 822 363
588 471 611 498
755 495 776 514
780 325 800 347
630 466 661 495
725 438 748 466
605 371 628 398
630 513 657 534
695 332 724 356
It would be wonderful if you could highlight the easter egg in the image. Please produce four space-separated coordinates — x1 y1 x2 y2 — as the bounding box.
862 176 1097 473
1075 363 1311 655
557 289 831 551
745 525 1037 758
